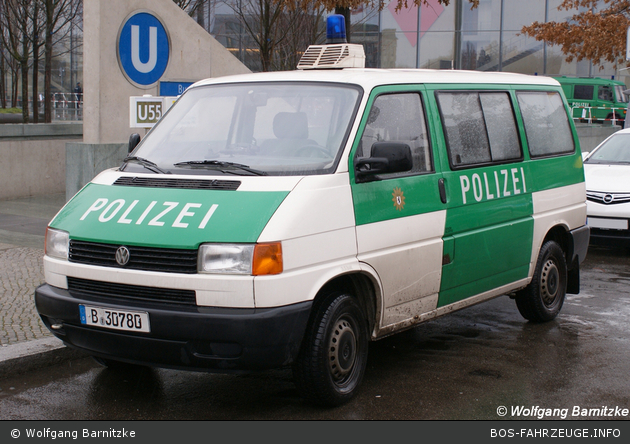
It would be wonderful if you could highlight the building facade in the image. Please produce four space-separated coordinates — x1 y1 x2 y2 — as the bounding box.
6 0 627 121
207 0 626 83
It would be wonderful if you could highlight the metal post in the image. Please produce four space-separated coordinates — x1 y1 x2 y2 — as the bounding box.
416 4 422 68
498 0 504 71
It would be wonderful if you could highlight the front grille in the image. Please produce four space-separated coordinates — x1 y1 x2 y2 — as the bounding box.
67 277 197 306
587 191 630 205
69 240 198 274
114 176 240 191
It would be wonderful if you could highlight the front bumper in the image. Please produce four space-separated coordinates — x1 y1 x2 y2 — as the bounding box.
34 283 312 372
588 226 630 248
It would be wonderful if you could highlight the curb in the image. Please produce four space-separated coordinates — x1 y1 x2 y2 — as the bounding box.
0 337 88 379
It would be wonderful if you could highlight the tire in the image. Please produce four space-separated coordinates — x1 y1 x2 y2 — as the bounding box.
515 240 567 322
293 292 369 407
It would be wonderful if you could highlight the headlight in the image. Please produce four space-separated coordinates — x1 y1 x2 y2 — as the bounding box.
198 242 282 276
198 244 254 274
45 227 69 260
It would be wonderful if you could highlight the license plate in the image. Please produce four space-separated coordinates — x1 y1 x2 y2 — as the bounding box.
587 217 629 230
79 305 150 333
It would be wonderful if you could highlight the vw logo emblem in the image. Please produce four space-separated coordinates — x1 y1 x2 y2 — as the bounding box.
115 246 131 266
603 194 614 204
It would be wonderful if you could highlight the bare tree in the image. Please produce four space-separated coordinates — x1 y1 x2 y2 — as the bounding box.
172 0 211 16
273 4 325 71
226 0 288 72
31 0 45 122
0 0 80 121
0 0 35 122
42 0 81 122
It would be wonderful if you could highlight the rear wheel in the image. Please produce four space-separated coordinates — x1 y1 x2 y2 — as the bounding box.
515 240 567 322
293 292 369 407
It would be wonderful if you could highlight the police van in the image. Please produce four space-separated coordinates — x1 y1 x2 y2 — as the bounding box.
36 16 589 407
553 76 628 125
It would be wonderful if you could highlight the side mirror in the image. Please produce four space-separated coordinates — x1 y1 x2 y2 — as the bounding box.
355 142 413 182
128 133 141 153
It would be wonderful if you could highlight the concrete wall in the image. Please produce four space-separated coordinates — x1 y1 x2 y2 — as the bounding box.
0 124 82 200
574 124 619 153
65 142 127 201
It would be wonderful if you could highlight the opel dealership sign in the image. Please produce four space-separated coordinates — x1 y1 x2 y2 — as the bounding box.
118 12 170 87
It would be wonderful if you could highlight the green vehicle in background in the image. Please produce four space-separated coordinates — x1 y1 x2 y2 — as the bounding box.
554 76 628 126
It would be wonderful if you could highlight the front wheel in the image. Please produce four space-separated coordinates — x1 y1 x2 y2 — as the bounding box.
293 292 369 407
515 240 567 322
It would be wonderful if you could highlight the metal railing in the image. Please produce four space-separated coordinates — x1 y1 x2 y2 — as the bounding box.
50 92 83 121
571 106 626 125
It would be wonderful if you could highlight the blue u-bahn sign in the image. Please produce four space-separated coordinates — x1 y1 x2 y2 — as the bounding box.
118 12 170 87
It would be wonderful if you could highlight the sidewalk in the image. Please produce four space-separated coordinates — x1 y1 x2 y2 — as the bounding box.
0 194 86 378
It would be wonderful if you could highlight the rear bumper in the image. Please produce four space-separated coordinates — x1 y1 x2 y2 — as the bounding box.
34 283 312 372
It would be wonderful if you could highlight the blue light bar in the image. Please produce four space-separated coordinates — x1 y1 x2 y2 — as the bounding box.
326 14 347 44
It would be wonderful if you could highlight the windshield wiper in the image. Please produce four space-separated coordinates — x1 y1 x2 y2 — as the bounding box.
122 156 170 174
174 160 267 176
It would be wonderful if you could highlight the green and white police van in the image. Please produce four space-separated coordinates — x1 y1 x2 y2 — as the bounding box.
36 18 589 407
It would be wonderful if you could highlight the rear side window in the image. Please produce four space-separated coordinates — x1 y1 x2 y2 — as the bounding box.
573 84 594 100
517 91 575 158
436 91 521 168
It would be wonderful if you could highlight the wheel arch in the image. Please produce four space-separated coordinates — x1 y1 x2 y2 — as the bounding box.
309 271 380 340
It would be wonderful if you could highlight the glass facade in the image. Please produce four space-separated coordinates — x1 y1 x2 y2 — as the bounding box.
198 0 625 84
8 0 627 122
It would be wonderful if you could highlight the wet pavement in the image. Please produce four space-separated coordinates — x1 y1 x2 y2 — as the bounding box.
0 216 628 419
0 194 84 379
0 194 629 419
0 194 66 347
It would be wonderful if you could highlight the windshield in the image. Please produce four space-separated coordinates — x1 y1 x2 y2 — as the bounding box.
586 133 630 164
126 82 362 176
615 85 629 103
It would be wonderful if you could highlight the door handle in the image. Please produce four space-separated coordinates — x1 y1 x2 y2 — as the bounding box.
438 178 447 204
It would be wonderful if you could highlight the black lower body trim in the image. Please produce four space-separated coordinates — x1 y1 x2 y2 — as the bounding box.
34 283 312 373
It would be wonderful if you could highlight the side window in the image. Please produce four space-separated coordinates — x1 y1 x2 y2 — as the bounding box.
358 93 432 175
436 91 521 168
574 84 594 100
598 85 613 102
517 91 575 158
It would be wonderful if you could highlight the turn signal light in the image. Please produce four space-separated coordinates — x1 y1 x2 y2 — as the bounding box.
252 242 283 276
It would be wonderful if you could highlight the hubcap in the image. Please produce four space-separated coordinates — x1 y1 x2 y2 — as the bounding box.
328 318 357 383
540 259 559 306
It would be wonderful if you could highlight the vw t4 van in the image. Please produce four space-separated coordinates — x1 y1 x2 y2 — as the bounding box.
36 17 589 407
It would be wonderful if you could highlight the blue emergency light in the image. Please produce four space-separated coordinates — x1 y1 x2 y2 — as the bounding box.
326 14 347 44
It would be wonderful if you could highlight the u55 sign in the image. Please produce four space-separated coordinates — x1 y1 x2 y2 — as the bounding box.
129 96 177 128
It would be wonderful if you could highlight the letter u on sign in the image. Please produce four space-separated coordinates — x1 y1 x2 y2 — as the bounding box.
118 12 170 87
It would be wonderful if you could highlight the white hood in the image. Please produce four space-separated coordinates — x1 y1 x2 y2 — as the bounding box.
584 164 630 192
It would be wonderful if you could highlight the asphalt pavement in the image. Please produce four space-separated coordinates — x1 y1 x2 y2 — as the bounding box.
0 193 85 378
